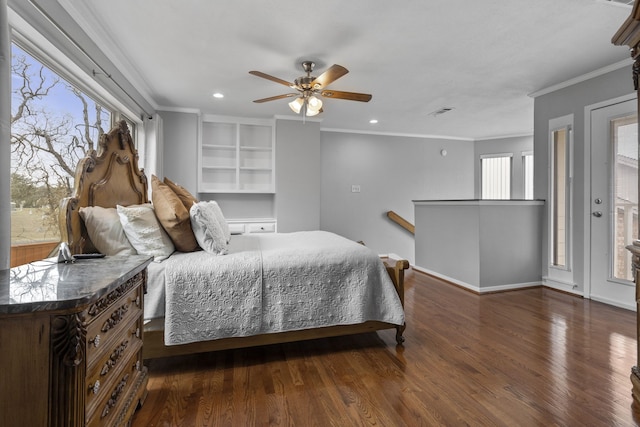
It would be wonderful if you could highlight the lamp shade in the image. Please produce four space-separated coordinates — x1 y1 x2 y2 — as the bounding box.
306 108 320 117
307 95 323 112
288 97 304 114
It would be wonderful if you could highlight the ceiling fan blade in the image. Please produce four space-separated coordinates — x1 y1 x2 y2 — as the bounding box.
253 93 298 103
249 71 294 87
311 64 349 89
320 90 372 102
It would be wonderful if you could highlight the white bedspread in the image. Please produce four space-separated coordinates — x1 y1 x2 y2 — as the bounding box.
163 231 404 346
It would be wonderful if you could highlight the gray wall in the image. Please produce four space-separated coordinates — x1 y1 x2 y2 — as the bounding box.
160 111 199 195
533 65 634 292
415 201 543 290
275 119 321 232
474 135 533 199
320 131 475 262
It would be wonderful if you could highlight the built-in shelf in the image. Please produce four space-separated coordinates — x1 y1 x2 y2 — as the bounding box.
198 117 275 193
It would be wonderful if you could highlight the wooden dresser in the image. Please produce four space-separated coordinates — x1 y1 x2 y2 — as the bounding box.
0 255 152 427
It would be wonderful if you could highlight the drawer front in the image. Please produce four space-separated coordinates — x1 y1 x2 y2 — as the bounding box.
84 272 145 326
87 349 146 427
228 223 245 234
86 285 143 365
85 316 143 417
247 222 275 233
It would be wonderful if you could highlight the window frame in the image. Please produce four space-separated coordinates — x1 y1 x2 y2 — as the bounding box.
548 115 574 277
522 150 534 200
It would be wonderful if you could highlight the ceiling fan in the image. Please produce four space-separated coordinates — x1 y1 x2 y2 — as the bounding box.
249 61 372 117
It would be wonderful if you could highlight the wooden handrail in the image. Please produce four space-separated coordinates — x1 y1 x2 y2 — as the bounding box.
387 211 415 235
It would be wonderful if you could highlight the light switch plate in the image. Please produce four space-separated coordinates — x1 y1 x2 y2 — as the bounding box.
351 185 361 193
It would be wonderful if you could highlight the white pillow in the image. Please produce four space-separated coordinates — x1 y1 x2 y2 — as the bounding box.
116 204 175 262
78 206 136 256
206 200 231 243
190 201 228 255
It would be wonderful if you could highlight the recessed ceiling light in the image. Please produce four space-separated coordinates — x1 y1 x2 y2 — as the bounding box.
213 92 224 99
369 119 378 124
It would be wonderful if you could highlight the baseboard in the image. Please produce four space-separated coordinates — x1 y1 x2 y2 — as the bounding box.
412 265 481 293
589 294 636 311
413 265 543 294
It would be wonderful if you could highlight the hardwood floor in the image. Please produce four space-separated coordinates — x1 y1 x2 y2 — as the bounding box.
131 269 640 426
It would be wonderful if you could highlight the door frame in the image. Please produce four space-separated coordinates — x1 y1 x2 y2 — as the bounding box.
583 92 637 306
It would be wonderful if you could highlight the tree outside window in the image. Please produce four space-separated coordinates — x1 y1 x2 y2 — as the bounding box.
10 43 111 244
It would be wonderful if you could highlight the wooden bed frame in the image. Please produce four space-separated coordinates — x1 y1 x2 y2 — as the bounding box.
60 120 409 359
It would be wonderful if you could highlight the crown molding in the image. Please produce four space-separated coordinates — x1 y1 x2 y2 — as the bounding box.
528 58 632 98
320 127 474 141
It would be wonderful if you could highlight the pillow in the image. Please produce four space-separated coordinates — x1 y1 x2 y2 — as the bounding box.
190 201 228 255
163 177 198 211
78 206 136 256
116 203 175 262
205 200 231 244
151 175 199 252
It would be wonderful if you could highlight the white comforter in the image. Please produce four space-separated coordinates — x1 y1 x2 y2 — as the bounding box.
163 231 405 346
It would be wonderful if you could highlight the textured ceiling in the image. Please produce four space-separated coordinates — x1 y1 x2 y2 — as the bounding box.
60 0 633 140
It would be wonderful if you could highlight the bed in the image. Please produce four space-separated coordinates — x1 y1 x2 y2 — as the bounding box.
60 120 409 359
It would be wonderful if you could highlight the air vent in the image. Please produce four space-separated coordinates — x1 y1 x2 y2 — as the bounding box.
429 107 454 117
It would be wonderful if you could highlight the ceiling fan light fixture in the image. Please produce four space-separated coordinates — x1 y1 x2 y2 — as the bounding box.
289 97 304 114
307 95 323 111
306 107 320 117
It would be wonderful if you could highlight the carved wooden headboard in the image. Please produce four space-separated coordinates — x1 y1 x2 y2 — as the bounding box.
59 120 149 254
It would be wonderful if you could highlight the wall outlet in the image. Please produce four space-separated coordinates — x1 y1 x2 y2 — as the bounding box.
351 184 361 193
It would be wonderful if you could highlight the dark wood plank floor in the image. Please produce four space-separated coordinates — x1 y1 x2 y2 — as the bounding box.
131 269 640 426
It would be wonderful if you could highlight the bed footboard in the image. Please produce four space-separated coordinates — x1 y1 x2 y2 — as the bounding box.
384 259 409 344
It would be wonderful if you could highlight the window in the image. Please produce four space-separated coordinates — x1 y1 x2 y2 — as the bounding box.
10 43 113 245
523 151 534 200
550 125 571 269
612 114 638 281
481 154 512 199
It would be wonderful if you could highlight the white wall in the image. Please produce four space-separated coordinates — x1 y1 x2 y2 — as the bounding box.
320 131 475 263
0 0 9 269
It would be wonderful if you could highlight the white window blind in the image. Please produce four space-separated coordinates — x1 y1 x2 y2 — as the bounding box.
523 151 534 200
481 155 512 199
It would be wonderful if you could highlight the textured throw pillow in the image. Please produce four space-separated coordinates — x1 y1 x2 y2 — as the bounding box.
163 177 198 211
190 201 228 255
116 203 175 262
78 206 136 256
151 175 199 252
206 200 231 244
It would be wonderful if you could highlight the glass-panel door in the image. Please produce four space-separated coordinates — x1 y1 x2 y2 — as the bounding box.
612 114 638 281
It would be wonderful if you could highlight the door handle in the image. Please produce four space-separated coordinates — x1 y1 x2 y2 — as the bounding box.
592 211 602 218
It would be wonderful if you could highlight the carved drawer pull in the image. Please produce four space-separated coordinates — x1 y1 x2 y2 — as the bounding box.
90 380 100 395
134 360 140 371
132 327 140 339
101 304 130 333
101 374 129 418
135 296 141 307
89 334 100 348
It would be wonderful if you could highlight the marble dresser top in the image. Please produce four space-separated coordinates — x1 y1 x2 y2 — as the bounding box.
0 255 152 314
